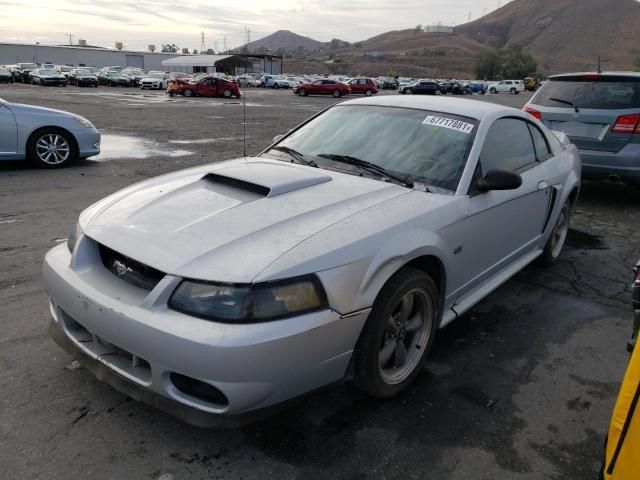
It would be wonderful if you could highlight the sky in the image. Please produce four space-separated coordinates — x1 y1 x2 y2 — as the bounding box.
0 0 515 51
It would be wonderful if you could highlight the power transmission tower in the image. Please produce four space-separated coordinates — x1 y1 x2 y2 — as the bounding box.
223 36 227 53
200 31 206 52
67 33 74 45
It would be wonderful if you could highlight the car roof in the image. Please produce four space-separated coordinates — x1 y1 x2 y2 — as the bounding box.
549 71 640 79
340 96 515 121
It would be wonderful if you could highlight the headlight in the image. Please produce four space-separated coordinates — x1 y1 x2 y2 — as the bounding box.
169 275 328 323
67 222 82 253
72 116 94 128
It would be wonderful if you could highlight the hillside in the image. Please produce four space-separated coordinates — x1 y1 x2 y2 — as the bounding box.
280 0 640 77
456 0 640 72
239 30 325 53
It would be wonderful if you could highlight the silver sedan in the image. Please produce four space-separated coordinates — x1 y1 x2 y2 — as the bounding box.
44 96 581 426
0 98 100 168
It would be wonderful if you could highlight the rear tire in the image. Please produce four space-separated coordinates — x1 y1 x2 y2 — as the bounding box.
365 89 372 96
354 267 438 398
510 88 517 94
223 89 232 98
332 89 341 98
540 199 571 266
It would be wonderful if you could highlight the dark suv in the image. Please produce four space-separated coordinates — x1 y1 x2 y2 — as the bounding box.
523 72 640 187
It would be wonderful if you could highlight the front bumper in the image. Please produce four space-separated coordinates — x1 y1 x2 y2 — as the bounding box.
43 240 368 423
141 81 162 89
77 79 98 86
75 128 101 159
580 143 640 185
41 79 67 86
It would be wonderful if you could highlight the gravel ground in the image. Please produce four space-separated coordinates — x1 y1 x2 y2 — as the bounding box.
0 84 638 480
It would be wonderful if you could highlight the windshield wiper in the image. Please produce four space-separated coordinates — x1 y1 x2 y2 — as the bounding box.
270 146 318 167
549 97 579 113
317 153 414 188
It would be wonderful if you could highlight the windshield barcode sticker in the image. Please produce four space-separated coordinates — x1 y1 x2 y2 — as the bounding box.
423 116 475 134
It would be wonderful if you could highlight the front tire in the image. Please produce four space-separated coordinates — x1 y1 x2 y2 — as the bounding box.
490 88 497 94
183 88 193 97
354 267 438 398
223 89 232 98
298 88 307 97
540 200 571 266
28 129 77 168
365 89 373 96
332 89 341 98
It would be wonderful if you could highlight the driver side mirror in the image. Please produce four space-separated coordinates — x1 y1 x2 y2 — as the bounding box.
272 134 284 144
476 169 522 192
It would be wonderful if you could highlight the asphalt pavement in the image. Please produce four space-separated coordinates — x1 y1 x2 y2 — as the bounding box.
0 85 638 480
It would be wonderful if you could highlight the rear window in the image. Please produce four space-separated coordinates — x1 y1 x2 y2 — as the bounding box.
533 76 640 109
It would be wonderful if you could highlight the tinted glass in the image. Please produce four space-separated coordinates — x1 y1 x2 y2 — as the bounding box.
534 77 640 109
479 118 536 173
273 105 477 191
527 124 552 161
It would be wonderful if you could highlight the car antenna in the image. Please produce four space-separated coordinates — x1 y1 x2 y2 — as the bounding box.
242 78 247 161
597 55 602 74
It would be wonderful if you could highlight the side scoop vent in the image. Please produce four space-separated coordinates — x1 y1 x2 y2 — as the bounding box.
202 173 270 197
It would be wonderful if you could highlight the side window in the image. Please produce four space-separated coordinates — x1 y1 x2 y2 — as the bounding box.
478 118 537 174
527 123 552 161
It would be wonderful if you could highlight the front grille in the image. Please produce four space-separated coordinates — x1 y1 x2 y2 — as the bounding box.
98 243 165 291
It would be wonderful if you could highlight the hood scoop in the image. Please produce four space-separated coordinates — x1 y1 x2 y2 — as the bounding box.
204 161 332 197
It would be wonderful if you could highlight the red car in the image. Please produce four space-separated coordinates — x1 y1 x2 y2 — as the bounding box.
347 78 378 96
293 79 351 97
167 76 241 98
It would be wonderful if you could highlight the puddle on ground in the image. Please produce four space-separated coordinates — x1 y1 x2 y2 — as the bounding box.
566 228 608 250
168 137 241 145
94 134 193 161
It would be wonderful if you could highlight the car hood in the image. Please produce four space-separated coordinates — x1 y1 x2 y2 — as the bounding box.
7 102 75 117
80 158 410 283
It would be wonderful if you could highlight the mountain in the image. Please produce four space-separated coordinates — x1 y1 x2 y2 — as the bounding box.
278 0 640 77
239 30 325 53
456 0 640 72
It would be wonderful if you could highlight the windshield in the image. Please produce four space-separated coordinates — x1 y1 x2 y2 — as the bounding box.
19 63 38 69
147 72 163 78
39 69 57 75
59 66 71 72
74 69 91 76
533 76 640 109
269 105 477 191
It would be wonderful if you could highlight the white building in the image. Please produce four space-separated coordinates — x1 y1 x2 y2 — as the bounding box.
424 25 455 33
0 42 180 70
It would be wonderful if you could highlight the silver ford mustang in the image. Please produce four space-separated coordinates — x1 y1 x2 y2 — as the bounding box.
44 96 581 426
0 98 100 168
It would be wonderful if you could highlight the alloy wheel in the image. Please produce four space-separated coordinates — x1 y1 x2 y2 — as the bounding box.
36 134 70 166
378 288 433 385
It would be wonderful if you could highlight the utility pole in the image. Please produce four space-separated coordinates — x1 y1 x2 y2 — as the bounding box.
468 11 472 23
67 33 73 46
223 36 227 54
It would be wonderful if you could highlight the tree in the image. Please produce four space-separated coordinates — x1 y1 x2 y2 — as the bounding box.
476 44 537 80
415 24 423 33
161 44 178 53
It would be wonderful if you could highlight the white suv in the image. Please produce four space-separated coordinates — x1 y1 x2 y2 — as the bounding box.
488 80 525 94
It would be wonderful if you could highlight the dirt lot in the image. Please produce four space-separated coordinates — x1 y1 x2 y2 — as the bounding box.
0 85 638 480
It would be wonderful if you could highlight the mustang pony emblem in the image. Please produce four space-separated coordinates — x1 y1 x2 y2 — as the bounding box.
113 259 133 276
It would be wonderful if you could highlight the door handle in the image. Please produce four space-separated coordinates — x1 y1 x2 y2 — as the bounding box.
538 181 549 190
